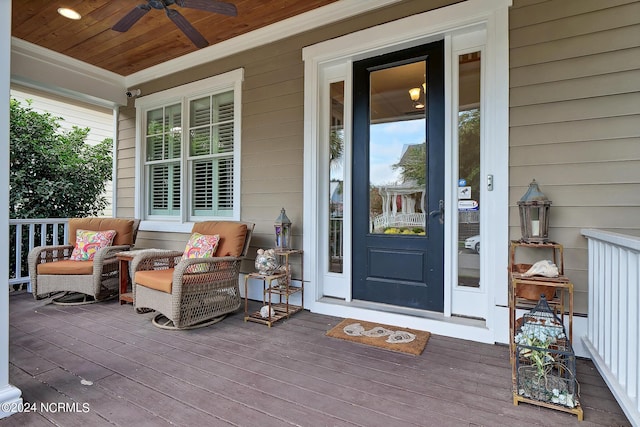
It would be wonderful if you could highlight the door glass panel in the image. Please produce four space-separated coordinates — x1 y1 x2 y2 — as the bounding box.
329 81 344 273
369 62 427 236
457 52 481 287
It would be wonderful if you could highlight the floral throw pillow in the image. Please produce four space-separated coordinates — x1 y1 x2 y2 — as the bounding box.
69 229 117 261
181 232 220 273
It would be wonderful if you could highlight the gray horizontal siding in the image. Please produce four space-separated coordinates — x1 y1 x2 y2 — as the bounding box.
509 0 640 314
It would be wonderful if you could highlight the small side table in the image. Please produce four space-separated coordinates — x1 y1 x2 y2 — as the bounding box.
116 251 135 304
244 249 303 327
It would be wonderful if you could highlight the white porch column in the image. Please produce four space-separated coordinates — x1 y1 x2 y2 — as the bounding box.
380 188 388 216
1 0 23 418
391 192 398 215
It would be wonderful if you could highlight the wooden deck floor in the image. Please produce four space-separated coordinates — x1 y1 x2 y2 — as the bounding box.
5 290 630 426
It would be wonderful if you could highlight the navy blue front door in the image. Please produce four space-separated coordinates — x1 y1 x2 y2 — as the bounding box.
352 41 445 312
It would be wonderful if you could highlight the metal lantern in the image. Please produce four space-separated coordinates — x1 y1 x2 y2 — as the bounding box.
274 208 292 250
517 179 552 243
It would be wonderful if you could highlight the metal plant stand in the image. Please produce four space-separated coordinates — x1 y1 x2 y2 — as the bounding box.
509 241 583 420
244 249 303 327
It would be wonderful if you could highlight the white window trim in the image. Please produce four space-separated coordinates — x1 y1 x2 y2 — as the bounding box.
303 0 510 344
134 68 244 233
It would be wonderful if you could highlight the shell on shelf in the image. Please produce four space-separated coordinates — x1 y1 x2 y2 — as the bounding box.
522 259 559 278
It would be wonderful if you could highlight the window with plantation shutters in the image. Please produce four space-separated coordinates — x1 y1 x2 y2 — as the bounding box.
138 69 242 224
189 91 234 217
146 104 181 216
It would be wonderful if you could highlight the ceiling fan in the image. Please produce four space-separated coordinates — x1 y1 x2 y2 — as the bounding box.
112 0 238 49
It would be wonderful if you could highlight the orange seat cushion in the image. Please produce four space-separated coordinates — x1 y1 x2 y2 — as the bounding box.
37 260 94 275
192 222 247 257
68 218 136 246
135 269 175 294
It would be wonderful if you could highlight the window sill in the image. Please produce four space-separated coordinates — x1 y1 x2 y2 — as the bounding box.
139 221 194 233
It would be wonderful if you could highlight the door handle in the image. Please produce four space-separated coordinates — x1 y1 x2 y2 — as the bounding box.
429 199 444 224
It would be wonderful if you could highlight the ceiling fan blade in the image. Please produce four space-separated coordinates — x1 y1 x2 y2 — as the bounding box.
112 4 152 32
166 8 209 48
175 0 237 17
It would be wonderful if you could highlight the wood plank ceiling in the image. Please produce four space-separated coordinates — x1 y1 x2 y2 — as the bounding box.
11 0 339 76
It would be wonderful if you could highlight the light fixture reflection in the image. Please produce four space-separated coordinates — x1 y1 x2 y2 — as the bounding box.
57 8 81 20
409 87 424 109
408 87 421 102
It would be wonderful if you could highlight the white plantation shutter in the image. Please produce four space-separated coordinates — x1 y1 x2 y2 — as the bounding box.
190 128 210 156
190 97 210 127
217 157 233 211
190 96 211 156
172 165 181 211
192 160 213 213
149 163 180 215
215 121 234 154
146 135 163 161
150 165 168 210
215 96 234 154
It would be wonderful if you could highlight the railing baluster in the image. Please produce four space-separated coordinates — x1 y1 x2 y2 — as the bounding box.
28 223 35 253
12 224 21 285
41 223 47 246
63 222 69 245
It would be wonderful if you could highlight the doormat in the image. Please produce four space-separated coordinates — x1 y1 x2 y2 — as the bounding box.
326 318 430 356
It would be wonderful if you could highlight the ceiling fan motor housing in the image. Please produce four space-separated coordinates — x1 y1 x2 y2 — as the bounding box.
148 1 172 9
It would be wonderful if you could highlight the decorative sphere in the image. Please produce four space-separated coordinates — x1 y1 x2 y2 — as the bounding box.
255 248 278 275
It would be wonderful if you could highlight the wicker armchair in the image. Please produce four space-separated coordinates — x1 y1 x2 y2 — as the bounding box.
132 221 254 329
28 218 140 304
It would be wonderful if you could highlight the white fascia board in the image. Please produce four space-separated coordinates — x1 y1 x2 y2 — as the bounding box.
125 0 403 87
10 38 127 107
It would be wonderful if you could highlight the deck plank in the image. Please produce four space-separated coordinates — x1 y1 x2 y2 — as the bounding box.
5 291 631 426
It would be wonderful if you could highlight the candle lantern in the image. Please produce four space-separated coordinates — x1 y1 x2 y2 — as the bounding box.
517 179 552 243
274 208 292 250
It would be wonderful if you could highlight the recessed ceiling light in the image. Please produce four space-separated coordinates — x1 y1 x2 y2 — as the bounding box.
57 8 81 20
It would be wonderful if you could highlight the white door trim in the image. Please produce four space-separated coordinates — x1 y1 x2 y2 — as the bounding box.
450 28 489 320
303 0 511 343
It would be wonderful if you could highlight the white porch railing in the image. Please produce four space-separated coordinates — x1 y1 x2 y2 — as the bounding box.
9 218 70 288
458 210 480 223
582 228 640 427
371 212 426 232
329 217 343 262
